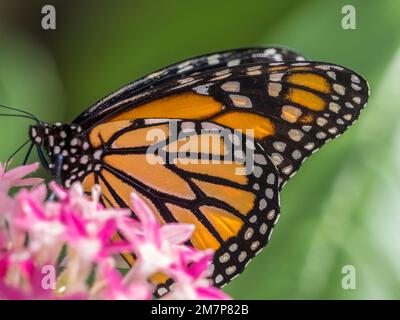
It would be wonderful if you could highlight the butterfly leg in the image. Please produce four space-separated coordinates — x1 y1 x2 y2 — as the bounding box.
48 155 64 200
22 142 35 165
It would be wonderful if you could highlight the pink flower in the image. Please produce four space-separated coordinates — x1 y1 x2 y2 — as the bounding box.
0 258 86 300
51 182 131 263
119 192 195 279
0 254 9 280
46 183 132 294
95 259 153 300
0 162 42 192
166 249 231 300
13 185 62 263
0 162 43 253
0 163 230 300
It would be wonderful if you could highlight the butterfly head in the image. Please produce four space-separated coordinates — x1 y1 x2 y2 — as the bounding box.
29 122 88 178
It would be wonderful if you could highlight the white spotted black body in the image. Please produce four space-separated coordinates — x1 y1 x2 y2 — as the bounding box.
29 122 96 187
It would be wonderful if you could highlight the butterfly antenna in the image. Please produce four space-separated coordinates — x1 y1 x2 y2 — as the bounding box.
0 113 38 121
5 139 31 170
0 104 40 122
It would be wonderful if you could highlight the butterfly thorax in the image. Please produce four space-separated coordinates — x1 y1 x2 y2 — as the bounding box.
29 122 96 186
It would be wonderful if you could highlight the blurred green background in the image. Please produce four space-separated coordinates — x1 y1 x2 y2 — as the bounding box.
1 0 399 299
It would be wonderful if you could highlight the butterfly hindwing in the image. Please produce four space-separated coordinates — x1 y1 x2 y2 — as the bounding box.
78 118 280 290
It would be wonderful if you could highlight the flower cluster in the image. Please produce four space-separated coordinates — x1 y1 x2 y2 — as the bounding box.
0 163 229 300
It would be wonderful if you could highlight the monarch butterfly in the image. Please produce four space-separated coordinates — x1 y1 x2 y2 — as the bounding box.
23 47 369 295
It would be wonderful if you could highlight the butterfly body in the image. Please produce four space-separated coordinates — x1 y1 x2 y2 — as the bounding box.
27 47 369 294
29 122 90 179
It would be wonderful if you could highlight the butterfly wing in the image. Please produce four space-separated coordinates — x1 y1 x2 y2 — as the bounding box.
77 61 369 188
79 119 280 291
74 47 306 128
70 49 369 292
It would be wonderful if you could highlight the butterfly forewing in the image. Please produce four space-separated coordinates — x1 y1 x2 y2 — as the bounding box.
74 47 306 128
76 60 368 188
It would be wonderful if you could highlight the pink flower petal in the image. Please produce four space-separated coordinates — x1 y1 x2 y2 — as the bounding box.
0 256 9 279
3 163 39 182
0 162 42 191
48 181 68 200
160 223 195 245
130 192 160 246
187 251 213 279
14 178 43 187
130 192 157 226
